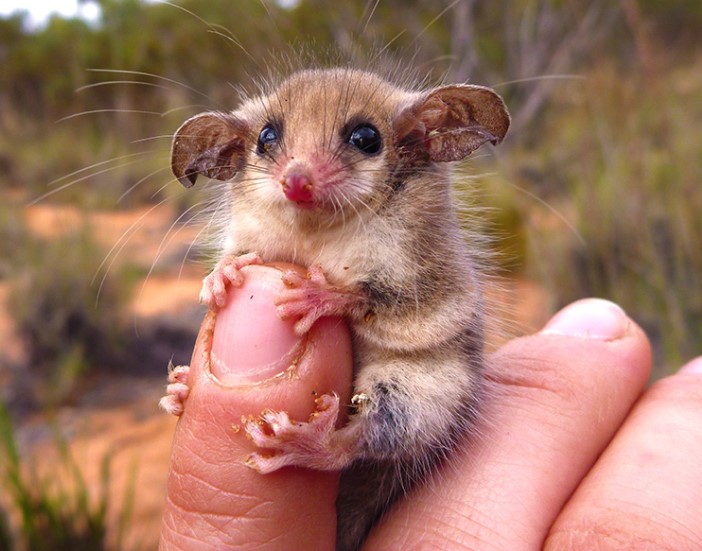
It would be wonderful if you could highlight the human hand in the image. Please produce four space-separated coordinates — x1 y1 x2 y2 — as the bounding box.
368 299 702 550
159 266 702 550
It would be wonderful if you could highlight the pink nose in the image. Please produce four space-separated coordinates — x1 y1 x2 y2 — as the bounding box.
281 172 314 204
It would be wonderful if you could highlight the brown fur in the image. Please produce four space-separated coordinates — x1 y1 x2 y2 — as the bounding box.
171 68 509 550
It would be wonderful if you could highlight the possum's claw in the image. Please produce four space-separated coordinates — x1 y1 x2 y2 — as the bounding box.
200 252 262 309
275 265 361 335
243 393 359 472
159 362 191 416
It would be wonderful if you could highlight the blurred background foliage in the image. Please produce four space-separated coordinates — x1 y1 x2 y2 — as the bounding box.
0 0 701 388
0 1 700 546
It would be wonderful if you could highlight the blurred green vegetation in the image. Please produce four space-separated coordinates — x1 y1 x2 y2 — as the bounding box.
0 403 135 550
1 0 701 387
5 219 140 407
527 60 702 367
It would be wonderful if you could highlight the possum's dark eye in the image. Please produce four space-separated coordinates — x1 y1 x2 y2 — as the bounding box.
257 124 279 155
348 124 382 155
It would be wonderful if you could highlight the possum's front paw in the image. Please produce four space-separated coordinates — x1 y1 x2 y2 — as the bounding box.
243 393 359 473
275 265 360 335
200 252 262 309
158 362 191 416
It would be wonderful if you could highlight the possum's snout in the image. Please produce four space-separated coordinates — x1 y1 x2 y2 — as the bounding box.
281 171 315 207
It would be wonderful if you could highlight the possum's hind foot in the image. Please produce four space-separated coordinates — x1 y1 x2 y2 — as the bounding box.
159 362 191 416
199 252 262 309
243 393 359 473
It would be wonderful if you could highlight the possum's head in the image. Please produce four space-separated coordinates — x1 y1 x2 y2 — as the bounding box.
171 68 509 216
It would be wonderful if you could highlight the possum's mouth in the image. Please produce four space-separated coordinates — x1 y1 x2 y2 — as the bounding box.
292 200 316 210
282 185 326 211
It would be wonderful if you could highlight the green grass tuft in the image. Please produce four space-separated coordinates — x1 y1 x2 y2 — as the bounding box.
0 403 136 551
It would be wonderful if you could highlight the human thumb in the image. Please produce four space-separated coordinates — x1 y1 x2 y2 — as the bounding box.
159 264 353 550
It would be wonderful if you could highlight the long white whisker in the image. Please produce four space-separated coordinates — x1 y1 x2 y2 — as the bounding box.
86 68 211 99
30 157 151 205
94 198 171 300
154 1 259 66
410 0 461 46
117 166 171 204
46 152 148 187
131 135 173 144
141 200 207 297
177 204 213 279
76 80 170 93
57 109 163 123
494 74 585 88
359 0 380 34
509 181 585 245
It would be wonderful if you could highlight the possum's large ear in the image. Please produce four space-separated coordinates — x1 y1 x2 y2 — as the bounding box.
394 85 510 162
171 112 249 188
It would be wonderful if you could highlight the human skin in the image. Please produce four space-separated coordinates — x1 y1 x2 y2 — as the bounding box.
159 265 702 550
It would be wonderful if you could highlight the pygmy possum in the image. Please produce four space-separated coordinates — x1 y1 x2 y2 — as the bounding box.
160 67 510 551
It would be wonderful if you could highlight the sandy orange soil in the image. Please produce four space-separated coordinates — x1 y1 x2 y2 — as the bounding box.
4 203 204 549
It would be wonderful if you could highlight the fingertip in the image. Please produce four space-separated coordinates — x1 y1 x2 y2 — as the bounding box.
679 356 702 374
541 298 630 341
210 265 301 385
